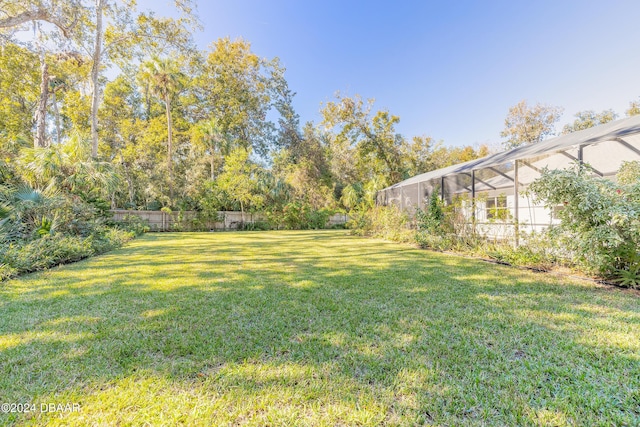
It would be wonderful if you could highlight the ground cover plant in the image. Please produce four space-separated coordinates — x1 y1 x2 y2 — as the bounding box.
0 230 639 426
0 182 143 281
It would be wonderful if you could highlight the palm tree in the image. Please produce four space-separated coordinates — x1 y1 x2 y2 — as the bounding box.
0 183 55 243
193 118 232 180
138 56 184 206
18 134 120 201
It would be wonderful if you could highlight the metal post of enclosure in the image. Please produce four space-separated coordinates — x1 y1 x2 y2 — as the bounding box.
578 145 584 164
440 176 445 202
471 170 476 233
514 160 520 247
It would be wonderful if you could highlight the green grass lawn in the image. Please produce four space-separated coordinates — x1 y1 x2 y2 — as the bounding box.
0 230 638 426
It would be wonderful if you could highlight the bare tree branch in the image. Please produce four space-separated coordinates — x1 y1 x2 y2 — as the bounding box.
0 8 75 37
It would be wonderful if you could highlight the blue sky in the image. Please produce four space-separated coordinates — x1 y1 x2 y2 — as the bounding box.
146 0 640 148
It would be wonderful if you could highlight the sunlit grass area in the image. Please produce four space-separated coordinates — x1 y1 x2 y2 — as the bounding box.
1 230 639 426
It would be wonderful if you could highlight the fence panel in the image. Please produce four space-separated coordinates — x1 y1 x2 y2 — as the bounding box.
110 210 349 231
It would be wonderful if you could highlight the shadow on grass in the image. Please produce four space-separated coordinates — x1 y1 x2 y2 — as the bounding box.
0 230 639 425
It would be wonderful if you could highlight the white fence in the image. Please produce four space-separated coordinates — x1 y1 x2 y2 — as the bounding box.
110 210 349 232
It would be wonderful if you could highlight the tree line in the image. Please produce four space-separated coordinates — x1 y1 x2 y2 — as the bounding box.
1 1 639 223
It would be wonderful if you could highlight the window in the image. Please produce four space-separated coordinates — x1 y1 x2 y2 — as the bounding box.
486 195 509 220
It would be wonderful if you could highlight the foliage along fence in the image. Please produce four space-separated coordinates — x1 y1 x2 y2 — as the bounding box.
110 210 349 232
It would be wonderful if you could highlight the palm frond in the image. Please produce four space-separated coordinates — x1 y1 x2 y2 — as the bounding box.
0 204 12 219
14 184 44 204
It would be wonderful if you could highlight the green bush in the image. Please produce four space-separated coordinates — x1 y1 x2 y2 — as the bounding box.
240 221 271 231
281 201 309 229
2 234 94 274
480 237 556 272
0 264 17 281
276 202 333 230
414 192 450 249
344 209 369 234
0 227 135 281
414 232 455 251
112 214 149 235
0 167 140 281
528 162 640 287
416 192 445 234
306 209 332 230
0 185 106 242
191 211 224 231
88 228 135 254
348 205 413 242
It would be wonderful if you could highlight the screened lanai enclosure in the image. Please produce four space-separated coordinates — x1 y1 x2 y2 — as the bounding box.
377 114 640 243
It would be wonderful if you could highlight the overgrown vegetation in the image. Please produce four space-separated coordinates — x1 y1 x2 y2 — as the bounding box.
414 191 453 250
528 161 640 287
349 204 414 242
356 162 640 289
0 139 146 280
0 185 143 280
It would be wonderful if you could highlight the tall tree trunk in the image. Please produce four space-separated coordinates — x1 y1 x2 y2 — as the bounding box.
34 55 49 148
211 152 215 180
165 96 173 205
120 153 136 207
90 0 105 158
52 91 61 145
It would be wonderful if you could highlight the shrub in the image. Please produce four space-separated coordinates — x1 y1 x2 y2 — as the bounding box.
348 205 413 242
528 162 640 287
89 228 135 254
240 221 271 231
0 229 135 281
281 201 309 229
416 192 445 234
191 210 223 231
329 222 347 230
414 232 455 251
112 214 149 235
276 202 333 230
0 171 139 281
414 192 449 249
306 209 332 230
344 209 369 234
413 192 483 251
2 234 94 274
0 264 17 281
479 234 556 272
0 185 106 242
617 160 640 185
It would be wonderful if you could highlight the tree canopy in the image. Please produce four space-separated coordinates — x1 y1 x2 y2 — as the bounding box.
562 109 617 134
500 100 563 149
1 3 637 219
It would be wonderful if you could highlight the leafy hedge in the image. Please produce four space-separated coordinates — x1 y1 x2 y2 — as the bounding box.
0 184 144 281
0 229 135 281
266 202 334 230
347 204 414 242
528 161 640 287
